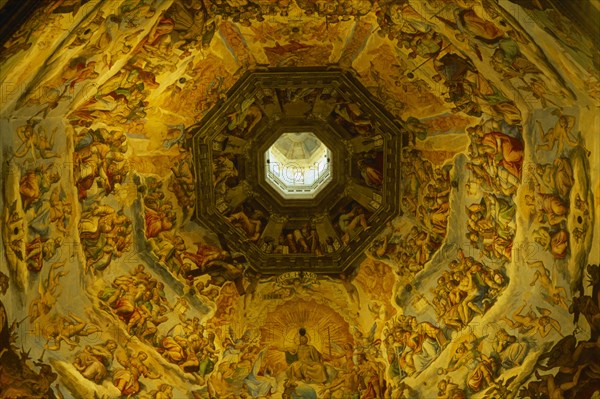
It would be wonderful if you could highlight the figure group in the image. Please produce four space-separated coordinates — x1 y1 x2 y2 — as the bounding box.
74 339 172 398
466 120 524 197
465 192 516 261
368 223 442 279
275 223 323 255
143 177 177 239
4 121 71 276
524 114 577 260
401 149 451 231
519 264 600 398
431 249 507 330
96 264 220 387
98 264 170 339
79 202 132 272
73 127 129 200
384 314 447 379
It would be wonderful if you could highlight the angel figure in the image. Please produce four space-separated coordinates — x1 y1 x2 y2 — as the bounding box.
29 261 67 322
272 273 320 298
527 260 569 310
323 272 361 311
243 272 274 310
39 313 101 351
502 301 561 338
12 121 60 161
352 323 380 359
536 110 579 156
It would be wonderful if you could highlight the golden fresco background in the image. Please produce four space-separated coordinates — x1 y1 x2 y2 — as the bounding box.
0 0 599 398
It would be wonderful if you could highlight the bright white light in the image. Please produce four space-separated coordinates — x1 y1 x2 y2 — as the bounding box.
265 133 332 199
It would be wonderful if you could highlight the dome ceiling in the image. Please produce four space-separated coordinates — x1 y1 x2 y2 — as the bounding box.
0 0 599 398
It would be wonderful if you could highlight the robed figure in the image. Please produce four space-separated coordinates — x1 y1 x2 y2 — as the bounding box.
285 330 328 384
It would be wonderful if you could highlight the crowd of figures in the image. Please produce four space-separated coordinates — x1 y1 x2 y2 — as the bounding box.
437 327 530 397
378 245 509 391
431 249 507 331
0 0 580 129
94 264 215 395
371 149 450 269
138 173 247 305
366 148 452 279
368 222 442 278
383 314 447 379
365 0 578 393
73 126 134 274
524 111 581 260
2 121 71 283
401 149 452 225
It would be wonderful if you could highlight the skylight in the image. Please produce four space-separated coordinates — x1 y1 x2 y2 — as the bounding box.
265 132 332 199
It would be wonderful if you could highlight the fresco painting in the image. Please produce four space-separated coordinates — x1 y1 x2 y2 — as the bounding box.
353 150 385 190
0 1 599 398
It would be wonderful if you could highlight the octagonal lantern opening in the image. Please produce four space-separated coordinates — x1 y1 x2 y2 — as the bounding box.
264 132 332 199
191 67 405 275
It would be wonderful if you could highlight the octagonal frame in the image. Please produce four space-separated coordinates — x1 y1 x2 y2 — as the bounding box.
248 119 348 213
191 67 405 275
